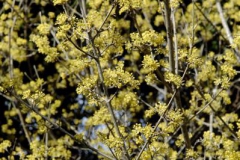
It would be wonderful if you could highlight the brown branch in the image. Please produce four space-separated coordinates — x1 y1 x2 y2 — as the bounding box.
163 0 175 73
163 0 191 149
216 0 240 59
171 8 178 74
188 88 223 122
132 10 142 38
14 103 31 144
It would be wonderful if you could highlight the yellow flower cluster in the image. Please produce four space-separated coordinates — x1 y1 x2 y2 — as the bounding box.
56 13 68 25
202 131 240 159
76 75 98 95
53 0 69 5
187 48 203 68
130 30 164 47
186 148 199 158
30 34 59 62
103 62 139 89
94 30 125 57
86 107 111 128
118 0 142 14
37 23 51 35
0 140 11 153
111 91 142 113
131 123 153 145
198 60 216 82
142 55 160 73
164 71 182 88
170 0 181 8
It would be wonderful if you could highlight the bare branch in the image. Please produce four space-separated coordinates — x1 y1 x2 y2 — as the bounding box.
163 0 175 73
216 0 240 59
14 103 31 144
162 0 191 149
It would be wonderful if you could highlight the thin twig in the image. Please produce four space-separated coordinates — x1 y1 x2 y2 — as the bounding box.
209 111 213 160
188 88 223 122
163 0 175 73
66 36 97 60
216 0 240 59
132 10 142 38
193 3 227 42
171 8 178 74
9 0 17 79
136 64 190 160
65 3 83 18
98 1 116 32
4 0 25 20
14 103 31 144
216 1 233 44
149 84 166 95
50 30 69 60
169 88 223 156
33 65 40 79
143 11 153 30
194 86 238 140
135 90 177 160
45 105 51 160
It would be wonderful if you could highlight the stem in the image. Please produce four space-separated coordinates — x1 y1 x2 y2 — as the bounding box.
143 11 153 30
95 60 130 160
188 88 223 122
216 1 233 44
163 0 191 149
98 1 116 31
15 104 31 144
132 10 142 38
209 112 213 160
171 8 178 74
163 0 175 73
216 0 240 59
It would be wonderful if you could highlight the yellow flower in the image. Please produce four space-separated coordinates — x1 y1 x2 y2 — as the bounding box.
37 23 51 35
22 90 31 99
164 72 182 88
142 55 160 73
53 0 69 5
0 140 11 153
56 13 68 25
48 12 55 18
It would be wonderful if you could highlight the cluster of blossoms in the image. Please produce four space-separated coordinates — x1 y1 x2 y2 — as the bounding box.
0 0 240 159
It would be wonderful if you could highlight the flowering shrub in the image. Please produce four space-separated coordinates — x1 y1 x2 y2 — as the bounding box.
1 0 240 159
